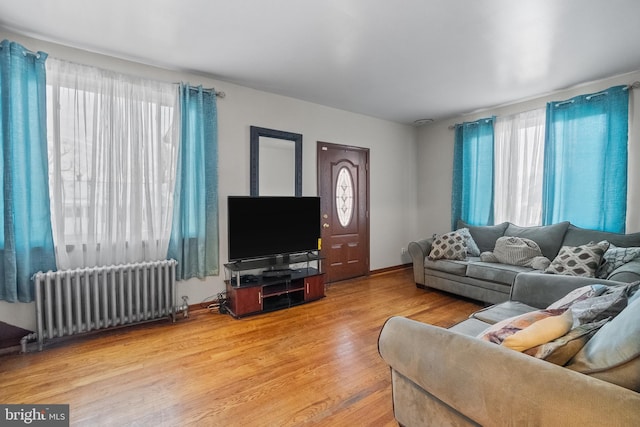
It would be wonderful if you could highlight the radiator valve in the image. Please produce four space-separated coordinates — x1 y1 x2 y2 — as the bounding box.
181 295 189 318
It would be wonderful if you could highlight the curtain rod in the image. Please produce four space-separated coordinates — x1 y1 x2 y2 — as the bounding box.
625 81 640 90
177 83 226 98
0 43 43 58
448 117 492 130
448 81 640 130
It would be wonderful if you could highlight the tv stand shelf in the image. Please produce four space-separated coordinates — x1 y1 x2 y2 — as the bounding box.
223 254 324 318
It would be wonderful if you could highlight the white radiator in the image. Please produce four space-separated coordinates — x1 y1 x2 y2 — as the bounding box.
29 259 185 351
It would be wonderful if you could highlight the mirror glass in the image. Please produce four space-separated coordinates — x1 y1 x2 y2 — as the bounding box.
250 126 302 197
258 136 296 196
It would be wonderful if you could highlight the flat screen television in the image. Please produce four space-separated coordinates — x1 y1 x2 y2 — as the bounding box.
227 196 321 262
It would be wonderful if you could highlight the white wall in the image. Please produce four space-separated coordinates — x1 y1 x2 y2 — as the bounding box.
0 31 419 330
416 70 640 240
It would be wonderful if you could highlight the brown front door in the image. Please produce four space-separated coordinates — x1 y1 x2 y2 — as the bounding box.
317 142 369 283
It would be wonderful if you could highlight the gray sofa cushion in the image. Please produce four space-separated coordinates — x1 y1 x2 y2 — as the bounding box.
471 301 539 324
511 271 632 309
457 220 509 253
504 221 569 260
466 261 533 285
448 317 489 336
608 259 640 282
562 224 640 248
424 258 470 276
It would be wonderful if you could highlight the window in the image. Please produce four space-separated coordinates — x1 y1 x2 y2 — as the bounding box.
46 58 180 269
453 86 628 232
494 109 545 226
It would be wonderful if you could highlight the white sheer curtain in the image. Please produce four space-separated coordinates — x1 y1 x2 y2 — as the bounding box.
46 58 180 269
494 109 546 226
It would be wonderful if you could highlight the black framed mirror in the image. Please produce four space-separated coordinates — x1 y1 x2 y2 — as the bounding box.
250 126 302 197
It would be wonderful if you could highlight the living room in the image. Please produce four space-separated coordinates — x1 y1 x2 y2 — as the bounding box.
2 1 640 425
1 2 640 336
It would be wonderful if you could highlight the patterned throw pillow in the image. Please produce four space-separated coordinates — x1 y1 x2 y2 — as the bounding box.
596 244 640 278
455 227 481 256
428 231 467 260
567 283 638 326
545 240 610 277
547 284 608 310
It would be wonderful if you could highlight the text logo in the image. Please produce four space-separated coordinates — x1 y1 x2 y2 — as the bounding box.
1 405 69 426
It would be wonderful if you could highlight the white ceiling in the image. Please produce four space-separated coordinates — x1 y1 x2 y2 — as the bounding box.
2 0 640 124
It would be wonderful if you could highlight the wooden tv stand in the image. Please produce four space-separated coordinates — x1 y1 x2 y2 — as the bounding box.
224 254 324 318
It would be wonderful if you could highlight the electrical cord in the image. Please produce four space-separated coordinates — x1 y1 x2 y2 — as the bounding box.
203 291 228 314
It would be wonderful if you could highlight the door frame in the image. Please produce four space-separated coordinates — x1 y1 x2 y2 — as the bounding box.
317 141 370 281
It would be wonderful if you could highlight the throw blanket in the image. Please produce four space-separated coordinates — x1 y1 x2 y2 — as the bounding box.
481 236 551 270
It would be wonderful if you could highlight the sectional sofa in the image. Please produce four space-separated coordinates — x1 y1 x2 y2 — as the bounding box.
378 273 640 426
382 220 640 425
408 221 640 304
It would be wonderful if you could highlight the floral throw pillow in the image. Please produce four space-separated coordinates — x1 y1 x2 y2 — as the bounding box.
428 231 467 261
545 240 609 277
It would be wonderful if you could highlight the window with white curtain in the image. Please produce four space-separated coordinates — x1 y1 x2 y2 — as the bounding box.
46 58 180 269
493 108 546 226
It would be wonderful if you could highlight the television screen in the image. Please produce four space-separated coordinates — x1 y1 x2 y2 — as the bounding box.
228 196 321 262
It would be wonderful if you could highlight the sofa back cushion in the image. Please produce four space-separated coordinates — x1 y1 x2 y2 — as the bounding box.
562 224 640 248
504 222 570 260
456 220 509 253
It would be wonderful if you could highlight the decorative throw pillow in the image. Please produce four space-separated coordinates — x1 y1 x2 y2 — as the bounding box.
478 309 566 345
492 236 546 267
428 232 467 261
456 220 509 253
502 309 574 352
480 251 499 262
455 227 481 256
568 282 639 327
524 318 609 365
530 256 551 271
545 240 610 277
547 284 608 310
596 244 640 278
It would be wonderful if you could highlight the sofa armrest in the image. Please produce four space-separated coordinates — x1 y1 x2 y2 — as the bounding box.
378 316 640 426
408 238 433 285
510 271 629 308
608 258 640 282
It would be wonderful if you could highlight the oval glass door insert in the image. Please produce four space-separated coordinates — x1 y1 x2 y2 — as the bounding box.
336 167 354 227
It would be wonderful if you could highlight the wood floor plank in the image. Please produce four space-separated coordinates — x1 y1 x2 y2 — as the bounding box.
0 268 482 426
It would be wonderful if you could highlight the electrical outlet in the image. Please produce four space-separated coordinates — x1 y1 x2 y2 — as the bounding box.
401 247 407 255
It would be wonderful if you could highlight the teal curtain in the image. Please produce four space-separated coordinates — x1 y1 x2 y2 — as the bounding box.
543 85 628 233
0 40 56 302
169 84 219 279
451 118 495 229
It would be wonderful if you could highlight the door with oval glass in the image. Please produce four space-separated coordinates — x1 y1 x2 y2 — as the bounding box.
317 142 369 283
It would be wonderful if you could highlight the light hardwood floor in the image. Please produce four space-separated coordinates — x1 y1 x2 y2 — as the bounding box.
0 268 482 426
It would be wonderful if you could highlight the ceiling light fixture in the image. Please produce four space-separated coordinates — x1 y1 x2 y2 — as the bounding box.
413 118 434 126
